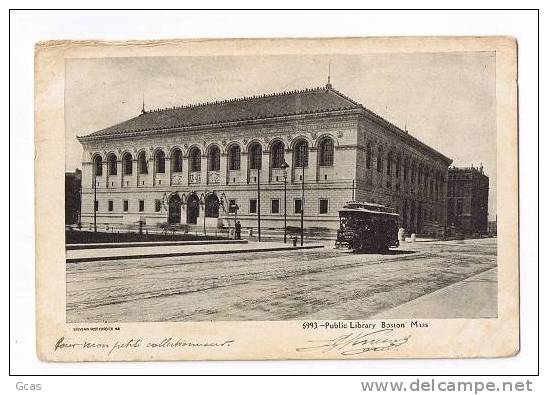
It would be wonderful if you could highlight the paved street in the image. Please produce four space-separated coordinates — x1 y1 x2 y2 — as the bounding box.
66 238 497 322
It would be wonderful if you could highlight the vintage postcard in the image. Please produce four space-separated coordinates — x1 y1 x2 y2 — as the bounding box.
35 36 519 361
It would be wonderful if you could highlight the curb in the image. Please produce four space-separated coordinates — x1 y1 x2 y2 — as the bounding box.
66 239 248 250
66 244 324 263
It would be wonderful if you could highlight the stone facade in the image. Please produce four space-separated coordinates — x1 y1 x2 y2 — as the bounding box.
355 115 451 236
447 166 490 235
77 84 452 235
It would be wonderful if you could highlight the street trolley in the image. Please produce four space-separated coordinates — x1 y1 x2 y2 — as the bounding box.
335 201 400 252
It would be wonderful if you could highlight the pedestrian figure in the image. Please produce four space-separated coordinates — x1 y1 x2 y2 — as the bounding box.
235 221 242 240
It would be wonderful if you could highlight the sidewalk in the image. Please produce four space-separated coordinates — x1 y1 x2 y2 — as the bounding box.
66 241 324 263
66 239 247 250
372 267 498 319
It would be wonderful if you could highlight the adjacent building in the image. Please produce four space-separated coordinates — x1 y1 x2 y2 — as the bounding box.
77 82 452 235
65 169 82 225
447 166 489 235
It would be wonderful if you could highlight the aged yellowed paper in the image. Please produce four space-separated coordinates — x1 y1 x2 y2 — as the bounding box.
35 37 518 361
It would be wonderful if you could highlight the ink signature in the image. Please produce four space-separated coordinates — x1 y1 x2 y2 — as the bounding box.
296 329 411 355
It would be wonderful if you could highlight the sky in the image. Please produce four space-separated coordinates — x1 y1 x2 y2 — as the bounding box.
65 53 496 218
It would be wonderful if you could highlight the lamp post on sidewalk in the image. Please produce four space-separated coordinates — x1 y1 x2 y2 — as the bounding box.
93 157 100 233
93 171 97 232
257 163 261 242
199 193 206 236
281 160 289 243
300 144 305 246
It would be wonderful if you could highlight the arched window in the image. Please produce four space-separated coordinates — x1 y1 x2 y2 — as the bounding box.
294 140 309 167
155 150 165 173
138 151 148 174
271 141 285 168
107 153 117 176
249 143 262 170
228 145 241 171
318 138 334 166
172 148 182 173
366 143 372 169
208 146 220 171
122 153 133 175
386 152 393 176
403 158 408 181
189 147 201 172
376 147 383 172
93 155 103 177
396 155 401 178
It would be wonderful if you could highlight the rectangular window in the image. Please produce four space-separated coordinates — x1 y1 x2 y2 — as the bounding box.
139 200 145 212
319 199 329 214
94 200 99 211
155 199 161 212
249 199 257 214
123 200 129 212
108 200 113 212
271 199 280 214
294 199 302 214
228 199 237 213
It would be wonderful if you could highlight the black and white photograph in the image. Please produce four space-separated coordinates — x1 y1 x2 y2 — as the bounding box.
64 52 497 323
31 35 520 362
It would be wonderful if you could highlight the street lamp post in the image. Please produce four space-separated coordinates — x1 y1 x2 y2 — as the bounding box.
181 193 187 226
93 164 97 233
200 193 206 236
257 165 261 242
300 145 305 246
280 160 289 243
77 172 82 228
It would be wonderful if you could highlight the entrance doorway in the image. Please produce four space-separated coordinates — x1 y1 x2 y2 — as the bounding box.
186 193 200 224
168 194 182 224
205 193 220 218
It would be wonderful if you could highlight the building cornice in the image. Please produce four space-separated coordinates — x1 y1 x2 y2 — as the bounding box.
357 109 453 166
77 108 361 145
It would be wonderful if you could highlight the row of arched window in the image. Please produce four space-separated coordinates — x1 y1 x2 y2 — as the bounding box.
93 137 336 177
364 142 445 186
